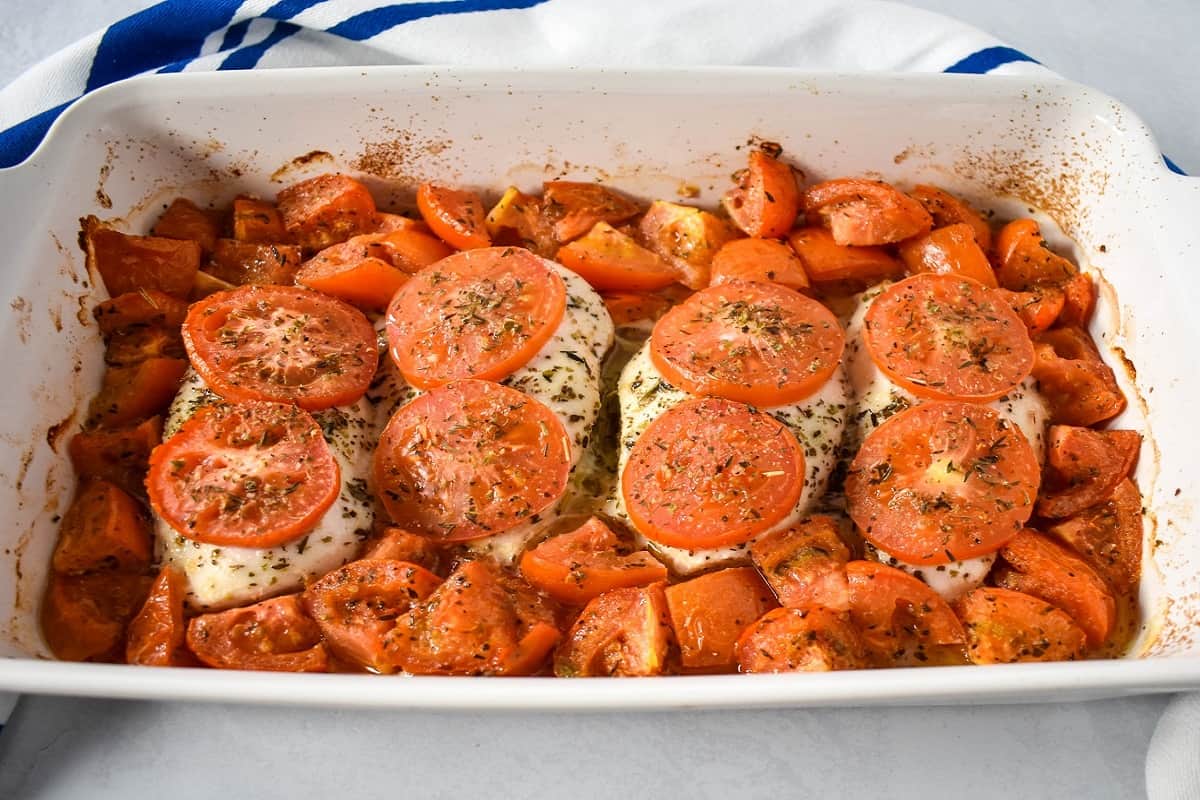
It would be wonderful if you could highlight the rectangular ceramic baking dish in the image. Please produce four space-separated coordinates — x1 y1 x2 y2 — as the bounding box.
0 67 1197 709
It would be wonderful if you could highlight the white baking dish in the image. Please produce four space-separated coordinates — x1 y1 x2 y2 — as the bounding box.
0 67 1196 709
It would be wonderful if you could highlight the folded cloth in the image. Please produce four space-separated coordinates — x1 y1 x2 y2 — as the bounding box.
0 4 1190 799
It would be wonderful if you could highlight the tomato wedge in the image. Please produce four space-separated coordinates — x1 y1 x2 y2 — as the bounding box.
735 606 868 673
954 587 1086 664
665 566 778 672
897 223 998 287
187 594 329 672
554 583 674 677
542 181 641 243
52 480 151 574
650 280 845 406
909 185 993 251
845 401 1040 564
845 560 966 666
862 273 1034 402
710 237 811 292
386 246 567 389
995 285 1066 333
152 198 221 254
94 290 189 337
995 529 1116 647
232 196 287 243
786 227 902 286
622 397 806 550
147 401 340 549
602 292 672 327
803 178 932 246
183 284 378 410
638 200 740 290
721 150 801 238
386 559 561 676
363 527 445 573
416 182 491 250
556 221 677 292
1032 326 1126 426
749 516 851 611
41 571 152 662
375 379 571 541
1037 426 1140 518
1058 272 1096 328
519 516 668 605
1046 478 1143 595
276 174 378 251
304 559 443 673
993 219 1078 291
126 567 193 667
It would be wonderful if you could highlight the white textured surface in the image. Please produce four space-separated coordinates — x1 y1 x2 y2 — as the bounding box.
0 1 1195 799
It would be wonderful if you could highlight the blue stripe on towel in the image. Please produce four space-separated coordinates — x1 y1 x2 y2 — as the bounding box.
328 0 548 41
944 45 1040 74
219 21 303 69
0 100 73 168
1164 155 1187 175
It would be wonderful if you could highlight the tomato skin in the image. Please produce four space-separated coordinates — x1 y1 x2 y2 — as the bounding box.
42 571 153 662
519 517 668 605
1057 272 1096 328
147 401 341 549
374 379 571 541
556 221 677 292
735 606 868 673
277 174 378 251
649 279 845 406
187 594 329 672
304 559 443 673
232 196 288 243
183 284 379 411
721 150 801 239
954 587 1087 664
207 239 303 286
386 247 567 389
995 286 1065 333
845 560 966 667
749 516 851 611
86 358 188 429
638 200 740 289
387 559 561 676
665 567 778 672
363 527 445 574
542 181 641 243
622 397 807 550
1037 426 1140 518
787 227 902 286
1031 326 1126 426
710 237 811 292
84 216 202 299
845 401 1041 565
152 198 222 254
126 567 193 667
992 219 1077 291
416 183 492 250
554 583 674 677
897 223 998 287
69 417 162 499
909 185 993 251
802 179 932 246
93 290 189 338
52 480 151 574
1046 478 1142 595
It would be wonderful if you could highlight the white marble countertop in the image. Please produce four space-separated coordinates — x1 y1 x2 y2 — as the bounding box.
0 1 1194 798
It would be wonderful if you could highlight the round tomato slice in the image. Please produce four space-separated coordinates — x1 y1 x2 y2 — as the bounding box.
374 379 571 541
650 280 844 406
845 401 1040 565
863 273 1034 402
622 397 806 550
147 401 340 549
182 285 378 411
386 247 567 389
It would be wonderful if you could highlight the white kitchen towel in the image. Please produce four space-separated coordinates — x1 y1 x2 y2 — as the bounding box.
0 2 1191 798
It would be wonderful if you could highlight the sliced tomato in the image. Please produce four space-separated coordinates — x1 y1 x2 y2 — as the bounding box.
996 529 1116 647
416 182 491 250
1037 426 1140 518
638 200 740 289
69 416 162 498
995 285 1066 334
556 221 677 292
373 227 455 272
187 594 329 672
845 560 966 666
232 196 288 243
93 290 190 338
650 280 844 406
721 150 801 238
86 358 188 428
954 586 1087 663
126 567 193 667
375 379 571 541
386 247 566 389
909 185 993 251
786 227 903 286
622 397 806 550
1046 478 1143 595
897 223 998 287
601 292 673 327
52 480 151 574
387 559 561 676
519 517 667 605
862 274 1034 402
735 606 868 673
147 401 340 549
206 240 303 286
665 567 778 672
104 326 185 367
84 217 202 299
183 284 377 410
484 186 556 256
553 583 673 677
41 570 152 663
304 559 443 673
151 198 221 254
1057 272 1096 327
371 212 432 235
846 401 1040 564
992 219 1077 291
542 181 641 243
276 174 378 251
363 527 445 573
749 516 851 611
709 237 811 292
1032 326 1126 426
802 178 932 246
